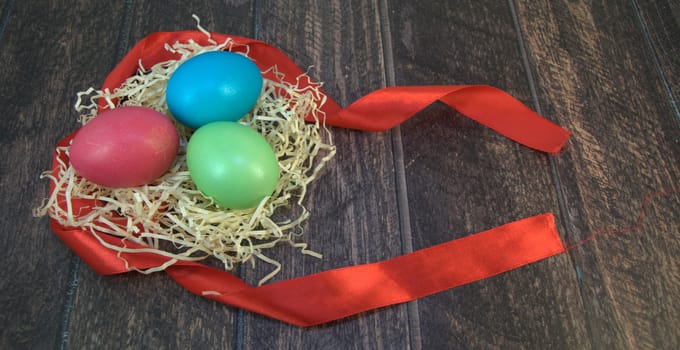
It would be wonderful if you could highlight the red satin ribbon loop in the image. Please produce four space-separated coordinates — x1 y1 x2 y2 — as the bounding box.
326 85 570 153
49 31 571 326
51 197 564 326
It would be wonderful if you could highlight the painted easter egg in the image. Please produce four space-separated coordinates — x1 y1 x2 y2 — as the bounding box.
70 106 179 187
186 121 279 209
166 51 263 129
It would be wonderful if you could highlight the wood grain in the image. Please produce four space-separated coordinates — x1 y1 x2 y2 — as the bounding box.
515 0 680 348
388 0 590 348
1 1 678 349
634 0 680 111
63 2 253 349
0 1 127 349
238 0 411 349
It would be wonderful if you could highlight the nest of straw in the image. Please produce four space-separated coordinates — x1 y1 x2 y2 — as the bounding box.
35 33 336 284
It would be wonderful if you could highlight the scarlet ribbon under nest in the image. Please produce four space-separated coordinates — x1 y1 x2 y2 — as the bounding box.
50 31 571 327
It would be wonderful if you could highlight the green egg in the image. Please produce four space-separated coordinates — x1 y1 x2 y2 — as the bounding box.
187 121 279 209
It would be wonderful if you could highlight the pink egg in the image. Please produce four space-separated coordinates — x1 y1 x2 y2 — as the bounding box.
70 106 179 187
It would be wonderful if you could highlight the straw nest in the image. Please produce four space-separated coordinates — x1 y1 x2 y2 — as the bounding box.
34 28 336 285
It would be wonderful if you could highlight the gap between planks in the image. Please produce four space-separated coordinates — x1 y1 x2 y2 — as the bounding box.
56 1 136 349
376 0 423 349
630 0 680 123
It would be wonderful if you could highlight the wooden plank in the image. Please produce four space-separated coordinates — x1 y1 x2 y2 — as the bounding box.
4 2 675 349
634 0 680 108
239 0 411 348
64 2 255 349
515 0 680 348
0 1 126 349
388 0 590 348
129 0 255 39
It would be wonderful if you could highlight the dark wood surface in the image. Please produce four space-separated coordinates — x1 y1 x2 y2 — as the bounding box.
1 0 678 349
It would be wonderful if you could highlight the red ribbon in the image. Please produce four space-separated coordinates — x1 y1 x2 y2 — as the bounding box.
50 31 571 326
102 31 569 153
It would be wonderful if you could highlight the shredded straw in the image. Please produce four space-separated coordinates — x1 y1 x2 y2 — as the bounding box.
34 26 336 285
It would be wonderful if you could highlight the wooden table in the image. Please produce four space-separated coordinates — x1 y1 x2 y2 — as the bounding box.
2 1 678 349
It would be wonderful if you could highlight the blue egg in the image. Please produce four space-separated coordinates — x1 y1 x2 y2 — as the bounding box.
166 51 263 129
